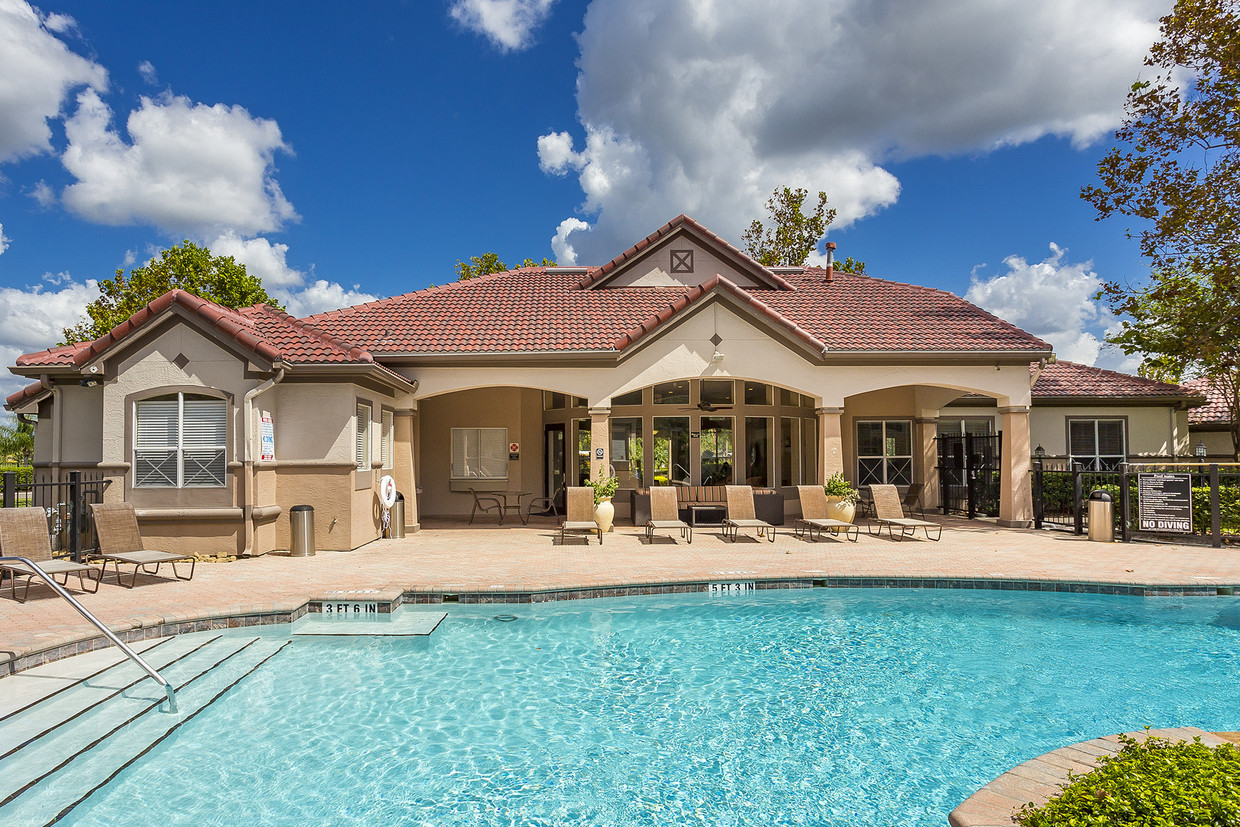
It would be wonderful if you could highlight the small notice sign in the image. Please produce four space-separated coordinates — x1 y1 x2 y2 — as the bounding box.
1138 472 1193 533
709 581 756 595
509 442 520 461
260 416 275 461
320 601 381 619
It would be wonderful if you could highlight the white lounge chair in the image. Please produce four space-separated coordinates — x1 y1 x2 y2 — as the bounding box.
0 507 102 602
90 502 197 587
867 484 942 541
795 485 859 542
722 485 776 542
645 486 691 544
559 487 602 545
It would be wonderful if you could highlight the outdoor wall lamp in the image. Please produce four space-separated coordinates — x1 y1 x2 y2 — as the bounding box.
78 377 102 388
1195 441 1207 459
1033 444 1046 459
710 350 725 364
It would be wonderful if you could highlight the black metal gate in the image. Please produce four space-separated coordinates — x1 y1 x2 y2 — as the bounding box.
1 470 109 562
936 433 1002 518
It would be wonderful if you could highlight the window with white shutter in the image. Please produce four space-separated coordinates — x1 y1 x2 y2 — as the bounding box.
381 409 394 469
134 393 227 487
356 403 372 470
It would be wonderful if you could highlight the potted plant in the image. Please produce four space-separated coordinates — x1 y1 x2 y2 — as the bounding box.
824 472 859 523
589 475 620 532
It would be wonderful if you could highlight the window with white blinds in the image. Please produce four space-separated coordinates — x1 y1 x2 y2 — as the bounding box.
1068 419 1126 470
450 428 508 479
381 409 394 469
356 403 372 470
134 393 227 487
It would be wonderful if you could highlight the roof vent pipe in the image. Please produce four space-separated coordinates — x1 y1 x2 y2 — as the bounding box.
824 242 836 283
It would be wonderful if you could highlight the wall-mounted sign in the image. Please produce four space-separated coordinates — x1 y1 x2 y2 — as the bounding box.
1138 472 1192 533
509 442 520 461
595 447 604 459
260 415 275 461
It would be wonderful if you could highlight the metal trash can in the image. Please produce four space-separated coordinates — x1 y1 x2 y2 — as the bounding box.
389 493 405 539
290 505 315 557
1087 490 1113 542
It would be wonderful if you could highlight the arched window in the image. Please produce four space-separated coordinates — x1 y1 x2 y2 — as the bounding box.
134 393 228 487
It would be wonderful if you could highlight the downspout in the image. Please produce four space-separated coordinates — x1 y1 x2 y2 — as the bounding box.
41 375 61 473
241 366 285 557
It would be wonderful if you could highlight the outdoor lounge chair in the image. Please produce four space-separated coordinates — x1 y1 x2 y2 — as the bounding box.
468 488 505 524
866 484 942 541
794 485 859 542
901 483 926 517
0 507 102 602
525 486 564 521
559 486 602 545
722 485 776 542
645 486 691 544
90 502 197 588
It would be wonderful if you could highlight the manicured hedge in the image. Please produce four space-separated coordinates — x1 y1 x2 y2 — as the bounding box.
0 464 33 486
1036 472 1240 534
1015 733 1240 827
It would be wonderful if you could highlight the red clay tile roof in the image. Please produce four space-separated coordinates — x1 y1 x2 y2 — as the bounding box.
1033 361 1204 401
1182 377 1234 424
14 290 377 370
306 267 1052 356
5 380 49 410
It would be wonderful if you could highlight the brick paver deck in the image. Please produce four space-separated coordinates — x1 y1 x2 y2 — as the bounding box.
3 515 1239 674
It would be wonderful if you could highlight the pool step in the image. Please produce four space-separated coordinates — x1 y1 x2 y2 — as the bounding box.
0 634 290 826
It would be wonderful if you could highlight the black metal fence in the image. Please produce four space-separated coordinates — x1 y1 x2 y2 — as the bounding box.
936 433 1002 518
1031 461 1238 547
1 470 109 562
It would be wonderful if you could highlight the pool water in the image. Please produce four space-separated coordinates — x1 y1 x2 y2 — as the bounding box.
63 590 1240 826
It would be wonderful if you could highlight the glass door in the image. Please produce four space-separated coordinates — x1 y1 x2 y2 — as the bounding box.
544 424 565 508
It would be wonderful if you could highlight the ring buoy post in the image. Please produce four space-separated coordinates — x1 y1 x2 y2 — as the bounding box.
379 475 398 537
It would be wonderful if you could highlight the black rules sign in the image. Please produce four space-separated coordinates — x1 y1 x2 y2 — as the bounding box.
1137 473 1193 533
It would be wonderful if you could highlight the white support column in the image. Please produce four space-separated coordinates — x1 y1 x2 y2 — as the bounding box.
816 407 844 481
915 416 939 510
999 405 1033 527
589 407 611 481
395 407 419 531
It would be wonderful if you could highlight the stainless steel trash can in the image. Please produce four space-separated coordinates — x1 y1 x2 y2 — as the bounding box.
1087 490 1113 542
290 505 315 556
389 493 405 539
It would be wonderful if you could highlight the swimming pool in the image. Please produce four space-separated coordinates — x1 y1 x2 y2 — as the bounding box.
47 589 1240 825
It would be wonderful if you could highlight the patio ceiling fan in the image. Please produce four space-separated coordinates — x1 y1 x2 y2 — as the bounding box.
683 400 733 413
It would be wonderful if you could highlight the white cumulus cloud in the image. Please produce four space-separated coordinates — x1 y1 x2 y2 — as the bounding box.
209 231 305 288
965 243 1137 371
550 217 589 265
61 88 298 237
0 0 107 163
449 0 557 52
137 60 158 85
0 278 101 401
0 222 9 255
279 280 377 318
541 0 1166 262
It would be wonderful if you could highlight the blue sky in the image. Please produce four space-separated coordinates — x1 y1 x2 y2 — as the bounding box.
0 0 1171 402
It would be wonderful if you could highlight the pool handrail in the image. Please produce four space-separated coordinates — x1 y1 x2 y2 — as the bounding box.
0 555 177 713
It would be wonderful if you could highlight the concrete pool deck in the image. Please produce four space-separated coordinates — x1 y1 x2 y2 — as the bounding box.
3 514 1238 674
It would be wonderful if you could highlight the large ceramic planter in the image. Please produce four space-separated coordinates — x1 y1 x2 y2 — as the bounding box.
826 496 856 524
594 497 615 533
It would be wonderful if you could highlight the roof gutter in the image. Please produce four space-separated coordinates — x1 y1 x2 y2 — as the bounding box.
241 365 285 557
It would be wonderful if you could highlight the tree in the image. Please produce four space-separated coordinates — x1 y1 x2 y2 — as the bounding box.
61 241 280 344
743 186 836 267
0 419 34 466
836 256 867 275
1081 0 1240 459
455 254 555 281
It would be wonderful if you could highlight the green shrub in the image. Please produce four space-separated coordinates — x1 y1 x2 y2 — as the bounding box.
0 464 33 486
1014 733 1240 827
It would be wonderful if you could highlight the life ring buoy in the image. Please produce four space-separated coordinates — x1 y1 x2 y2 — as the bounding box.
379 475 397 508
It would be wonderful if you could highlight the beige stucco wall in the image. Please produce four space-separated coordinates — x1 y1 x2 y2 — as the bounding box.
418 387 544 517
1189 426 1233 461
1029 405 1190 459
603 238 767 289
